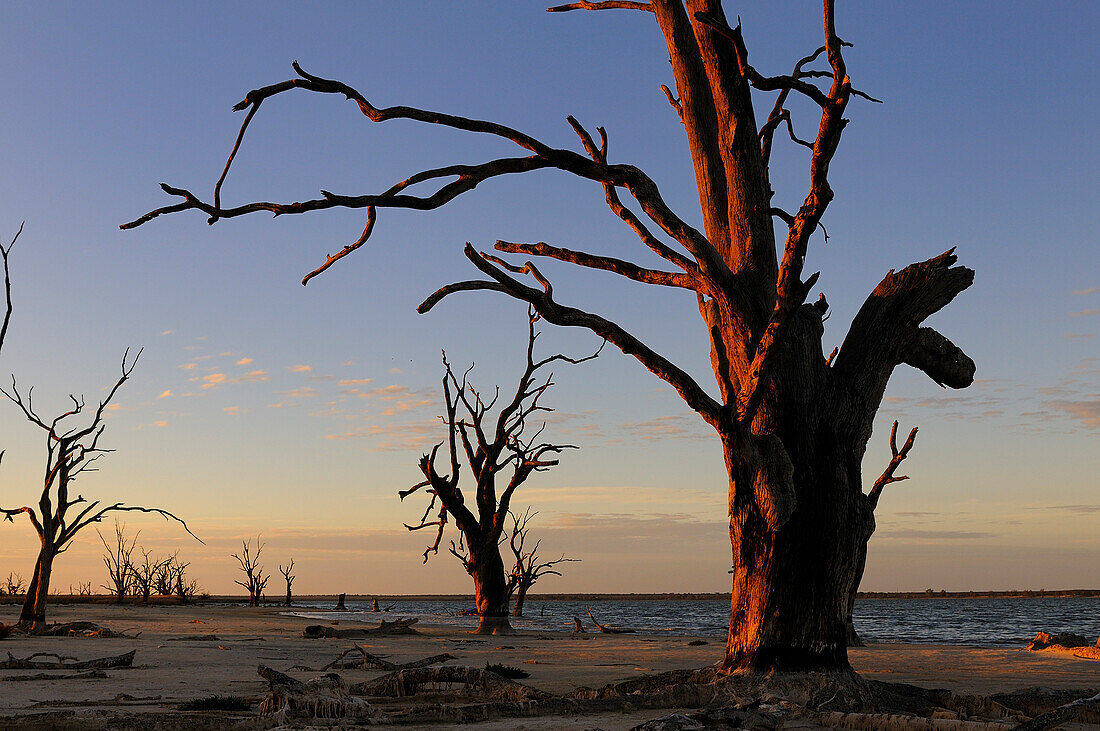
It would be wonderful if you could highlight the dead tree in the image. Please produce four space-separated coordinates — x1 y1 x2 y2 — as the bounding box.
506 508 577 617
130 547 168 604
124 2 975 670
401 313 597 634
279 559 295 607
5 573 25 596
233 535 269 607
0 350 200 629
97 519 137 603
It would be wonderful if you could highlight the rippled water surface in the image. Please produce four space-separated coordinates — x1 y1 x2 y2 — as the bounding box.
289 597 1100 646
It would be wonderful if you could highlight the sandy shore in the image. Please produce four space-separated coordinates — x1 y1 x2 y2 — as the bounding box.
1 601 1097 729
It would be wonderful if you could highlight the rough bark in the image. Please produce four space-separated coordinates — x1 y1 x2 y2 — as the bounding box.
124 1 975 671
20 545 55 628
470 544 514 635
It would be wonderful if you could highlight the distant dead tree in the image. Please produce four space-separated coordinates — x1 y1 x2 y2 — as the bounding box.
130 547 169 604
279 559 295 607
98 519 138 603
4 573 24 596
0 350 201 629
124 2 976 672
401 312 598 634
167 555 198 601
506 508 578 617
233 536 269 607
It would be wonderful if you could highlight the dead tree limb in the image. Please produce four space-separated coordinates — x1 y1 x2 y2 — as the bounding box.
586 605 635 634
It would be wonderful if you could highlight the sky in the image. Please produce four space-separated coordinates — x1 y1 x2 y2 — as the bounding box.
0 2 1096 597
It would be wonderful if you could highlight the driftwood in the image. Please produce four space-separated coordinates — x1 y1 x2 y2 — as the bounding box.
350 664 547 701
321 645 455 671
571 617 585 636
38 622 139 638
303 617 419 639
257 664 372 720
334 593 346 610
586 605 635 634
1 669 108 681
0 649 135 670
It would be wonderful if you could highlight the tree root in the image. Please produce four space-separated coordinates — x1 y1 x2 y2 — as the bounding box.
256 664 372 720
319 644 455 671
350 664 547 701
241 662 1100 728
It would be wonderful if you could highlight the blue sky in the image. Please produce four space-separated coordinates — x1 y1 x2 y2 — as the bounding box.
0 2 1096 595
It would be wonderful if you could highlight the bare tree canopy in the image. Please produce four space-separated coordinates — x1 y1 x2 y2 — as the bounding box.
125 1 974 670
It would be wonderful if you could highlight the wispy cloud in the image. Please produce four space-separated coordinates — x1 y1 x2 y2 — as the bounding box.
201 370 269 389
1069 309 1099 317
236 357 253 365
289 365 312 373
158 329 173 336
1071 286 1099 296
338 378 373 386
156 389 172 399
1043 397 1100 429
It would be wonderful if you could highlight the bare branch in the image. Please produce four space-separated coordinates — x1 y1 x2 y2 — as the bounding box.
420 244 722 429
494 240 698 290
867 421 917 510
0 222 21 356
547 1 652 12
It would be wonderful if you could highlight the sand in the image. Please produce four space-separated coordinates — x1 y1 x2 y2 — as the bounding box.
1 601 1097 729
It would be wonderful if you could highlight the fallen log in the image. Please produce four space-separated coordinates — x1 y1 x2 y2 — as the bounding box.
1 669 108 681
0 650 136 670
586 606 635 634
303 617 419 639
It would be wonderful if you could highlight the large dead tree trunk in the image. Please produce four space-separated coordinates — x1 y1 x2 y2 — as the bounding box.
20 544 56 626
469 542 513 635
125 1 975 671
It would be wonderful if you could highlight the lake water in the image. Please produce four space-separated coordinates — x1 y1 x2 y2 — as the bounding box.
289 597 1100 646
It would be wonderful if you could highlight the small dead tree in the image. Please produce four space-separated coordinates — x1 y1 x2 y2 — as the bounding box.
279 559 295 607
130 547 168 604
5 573 25 596
97 519 138 603
168 555 198 601
153 551 177 596
506 508 578 617
401 312 598 634
0 350 201 628
233 536 269 607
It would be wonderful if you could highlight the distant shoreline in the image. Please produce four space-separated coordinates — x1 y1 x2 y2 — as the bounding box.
5 588 1100 607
